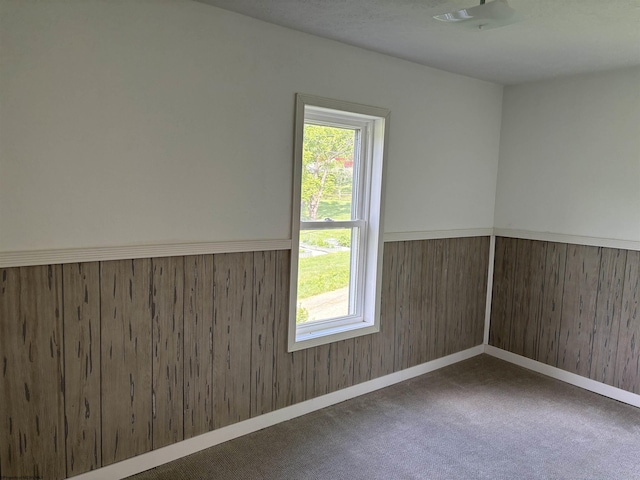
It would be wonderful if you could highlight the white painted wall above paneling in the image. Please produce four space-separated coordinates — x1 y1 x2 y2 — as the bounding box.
0 0 501 253
494 67 640 243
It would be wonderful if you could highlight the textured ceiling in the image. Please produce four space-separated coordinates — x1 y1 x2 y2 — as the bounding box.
194 0 640 84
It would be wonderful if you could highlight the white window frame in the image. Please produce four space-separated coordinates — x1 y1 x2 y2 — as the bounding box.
288 94 389 352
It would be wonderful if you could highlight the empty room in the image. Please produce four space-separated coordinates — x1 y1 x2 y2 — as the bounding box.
1 1 639 479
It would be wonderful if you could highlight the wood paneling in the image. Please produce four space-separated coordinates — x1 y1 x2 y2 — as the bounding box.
372 241 398 379
444 238 464 356
434 239 452 358
63 262 101 474
558 245 600 377
306 343 331 399
213 253 253 429
183 255 214 438
493 238 640 394
360 237 489 378
472 236 491 346
10 238 640 477
445 236 490 353
394 242 412 371
354 242 400 385
273 251 307 409
408 240 426 366
590 249 626 384
490 237 517 350
353 333 373 385
100 259 153 465
537 242 567 366
509 239 546 359
305 339 353 399
425 239 443 361
251 251 276 417
151 257 184 449
329 339 354 393
0 238 491 476
614 250 640 394
0 266 65 480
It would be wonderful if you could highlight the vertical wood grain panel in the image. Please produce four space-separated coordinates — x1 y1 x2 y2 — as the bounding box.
151 257 184 449
423 239 438 361
353 334 373 385
306 343 331 399
0 268 19 480
509 239 547 359
63 262 101 475
408 241 425 367
557 245 600 377
0 266 65 480
444 238 465 356
183 255 214 438
273 250 306 410
213 253 253 429
251 251 276 417
420 240 435 362
590 249 626 385
366 242 397 381
100 259 153 465
489 237 517 350
429 239 448 360
394 242 412 372
458 236 489 349
456 238 471 351
443 238 458 355
614 250 640 394
458 237 474 351
452 236 479 353
329 339 354 393
537 242 567 366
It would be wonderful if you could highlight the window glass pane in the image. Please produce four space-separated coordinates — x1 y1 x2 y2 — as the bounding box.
296 228 354 324
300 124 356 222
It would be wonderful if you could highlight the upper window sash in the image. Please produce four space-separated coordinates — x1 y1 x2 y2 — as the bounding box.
302 113 369 224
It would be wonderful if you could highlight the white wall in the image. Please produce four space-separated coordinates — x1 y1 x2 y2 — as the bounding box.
494 67 640 242
0 0 502 253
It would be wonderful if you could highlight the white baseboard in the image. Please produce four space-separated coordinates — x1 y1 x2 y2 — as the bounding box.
484 345 640 409
71 345 484 480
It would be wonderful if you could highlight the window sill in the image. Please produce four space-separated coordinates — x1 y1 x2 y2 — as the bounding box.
288 320 380 352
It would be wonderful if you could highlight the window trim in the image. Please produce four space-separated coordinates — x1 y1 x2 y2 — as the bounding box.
288 94 389 352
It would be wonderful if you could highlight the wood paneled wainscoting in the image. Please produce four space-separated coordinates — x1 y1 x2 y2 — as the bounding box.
0 237 489 479
490 237 640 395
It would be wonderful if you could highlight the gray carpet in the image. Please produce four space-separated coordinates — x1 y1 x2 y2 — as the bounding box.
128 355 640 479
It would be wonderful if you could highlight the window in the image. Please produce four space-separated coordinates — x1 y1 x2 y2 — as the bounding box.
288 94 389 351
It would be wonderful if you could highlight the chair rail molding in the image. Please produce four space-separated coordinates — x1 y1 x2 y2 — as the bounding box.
493 228 640 252
0 239 292 268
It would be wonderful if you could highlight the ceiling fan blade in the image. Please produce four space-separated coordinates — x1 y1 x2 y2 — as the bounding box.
434 0 525 30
